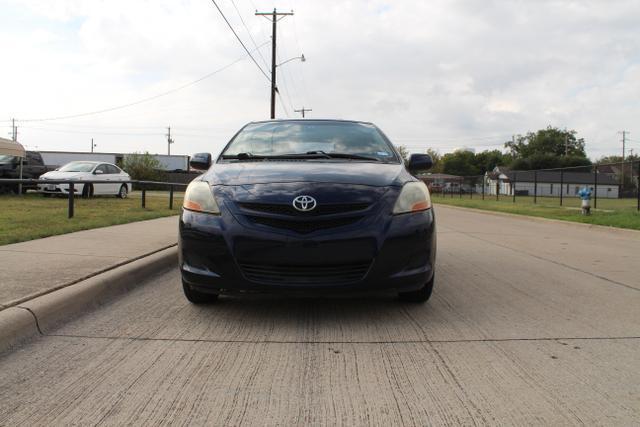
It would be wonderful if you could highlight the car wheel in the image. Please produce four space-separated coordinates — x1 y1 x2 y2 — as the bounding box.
398 274 434 303
117 184 128 199
182 281 219 304
81 184 94 198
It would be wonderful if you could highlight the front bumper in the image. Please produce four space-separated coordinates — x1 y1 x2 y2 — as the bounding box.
38 183 82 194
179 207 436 295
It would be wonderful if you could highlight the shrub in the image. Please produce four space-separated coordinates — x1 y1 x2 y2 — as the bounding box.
121 153 162 188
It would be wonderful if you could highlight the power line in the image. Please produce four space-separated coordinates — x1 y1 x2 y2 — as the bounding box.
229 0 269 71
275 48 296 114
14 44 268 123
20 126 164 136
276 91 291 117
209 0 271 82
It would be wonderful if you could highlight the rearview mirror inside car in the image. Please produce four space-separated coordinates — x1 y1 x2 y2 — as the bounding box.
407 153 433 173
190 153 212 170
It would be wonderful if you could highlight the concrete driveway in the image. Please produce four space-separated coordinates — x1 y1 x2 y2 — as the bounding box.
0 206 638 425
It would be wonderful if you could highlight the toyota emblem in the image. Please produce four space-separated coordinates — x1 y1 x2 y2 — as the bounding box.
292 195 317 212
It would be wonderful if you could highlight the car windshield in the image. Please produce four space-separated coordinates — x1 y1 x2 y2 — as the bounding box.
221 121 400 162
58 162 96 172
0 155 17 163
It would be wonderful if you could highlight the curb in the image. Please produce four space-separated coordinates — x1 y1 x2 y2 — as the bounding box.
435 203 640 236
0 246 178 354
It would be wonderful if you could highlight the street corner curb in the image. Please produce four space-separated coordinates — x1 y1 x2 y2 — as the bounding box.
18 245 178 335
0 307 40 354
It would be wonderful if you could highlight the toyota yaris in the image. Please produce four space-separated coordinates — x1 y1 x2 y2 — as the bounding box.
179 119 436 303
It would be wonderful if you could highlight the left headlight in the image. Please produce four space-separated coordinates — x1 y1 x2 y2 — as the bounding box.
183 181 220 215
393 181 432 214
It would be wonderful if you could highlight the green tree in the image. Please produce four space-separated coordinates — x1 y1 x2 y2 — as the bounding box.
425 148 443 173
441 150 480 176
505 126 587 158
121 152 162 181
396 145 410 164
474 149 510 174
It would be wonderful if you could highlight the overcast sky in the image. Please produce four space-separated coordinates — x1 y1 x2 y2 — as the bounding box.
1 0 639 159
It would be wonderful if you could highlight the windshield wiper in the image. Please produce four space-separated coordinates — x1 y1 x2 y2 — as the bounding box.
305 151 380 161
222 152 323 161
221 151 381 162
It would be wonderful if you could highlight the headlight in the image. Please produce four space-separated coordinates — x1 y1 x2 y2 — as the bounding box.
183 181 220 215
393 181 432 214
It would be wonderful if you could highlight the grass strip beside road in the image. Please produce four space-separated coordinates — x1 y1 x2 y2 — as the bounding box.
0 193 184 246
434 195 640 230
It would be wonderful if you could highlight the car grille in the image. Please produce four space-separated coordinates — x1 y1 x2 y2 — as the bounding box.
246 215 363 234
237 202 369 216
239 261 371 285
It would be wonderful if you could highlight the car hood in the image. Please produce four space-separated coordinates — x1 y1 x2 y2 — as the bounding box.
41 171 88 179
202 161 411 187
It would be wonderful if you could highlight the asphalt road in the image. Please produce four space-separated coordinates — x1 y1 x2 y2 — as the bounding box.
1 206 639 425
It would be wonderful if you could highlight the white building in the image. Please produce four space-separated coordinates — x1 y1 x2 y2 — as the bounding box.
39 151 189 171
485 167 620 198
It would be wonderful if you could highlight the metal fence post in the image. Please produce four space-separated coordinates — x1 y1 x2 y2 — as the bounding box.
637 160 640 212
496 178 500 201
594 165 598 209
560 169 564 206
459 180 462 198
68 183 74 218
513 172 517 203
141 185 146 209
534 171 538 204
482 177 485 200
169 185 174 210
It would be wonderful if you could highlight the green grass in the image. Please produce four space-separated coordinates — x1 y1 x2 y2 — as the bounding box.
434 193 640 230
0 192 184 246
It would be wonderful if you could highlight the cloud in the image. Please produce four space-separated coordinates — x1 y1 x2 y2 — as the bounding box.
0 0 638 159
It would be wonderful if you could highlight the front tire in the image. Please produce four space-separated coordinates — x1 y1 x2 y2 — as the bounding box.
81 184 93 198
117 184 128 199
182 281 219 304
398 274 434 303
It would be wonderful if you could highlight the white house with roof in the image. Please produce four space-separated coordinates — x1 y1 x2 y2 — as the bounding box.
484 166 620 198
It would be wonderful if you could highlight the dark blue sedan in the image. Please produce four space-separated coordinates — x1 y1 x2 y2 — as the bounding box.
179 119 436 303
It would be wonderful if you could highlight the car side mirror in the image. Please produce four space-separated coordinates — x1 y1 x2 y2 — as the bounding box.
190 153 212 170
94 169 104 175
407 153 433 173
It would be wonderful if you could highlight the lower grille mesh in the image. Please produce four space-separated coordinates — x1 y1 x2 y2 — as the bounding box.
239 261 371 285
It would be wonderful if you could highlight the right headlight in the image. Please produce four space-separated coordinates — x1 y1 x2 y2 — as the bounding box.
393 181 432 214
183 181 220 215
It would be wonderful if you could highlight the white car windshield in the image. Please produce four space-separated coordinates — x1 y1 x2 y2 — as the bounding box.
58 162 96 172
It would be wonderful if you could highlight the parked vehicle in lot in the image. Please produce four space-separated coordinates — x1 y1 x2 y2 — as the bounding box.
38 161 131 198
0 151 52 194
179 119 436 304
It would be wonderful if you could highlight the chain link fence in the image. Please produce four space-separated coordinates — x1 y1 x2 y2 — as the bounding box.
420 160 640 212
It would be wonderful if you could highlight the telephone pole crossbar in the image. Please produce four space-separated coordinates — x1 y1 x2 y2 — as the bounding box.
255 9 294 119
294 107 312 118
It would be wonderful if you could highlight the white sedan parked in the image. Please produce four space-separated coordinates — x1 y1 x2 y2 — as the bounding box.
38 161 131 198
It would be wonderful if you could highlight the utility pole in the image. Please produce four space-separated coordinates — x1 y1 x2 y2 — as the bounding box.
256 8 294 119
167 127 174 155
12 118 22 195
91 138 96 153
620 130 628 187
294 107 312 118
